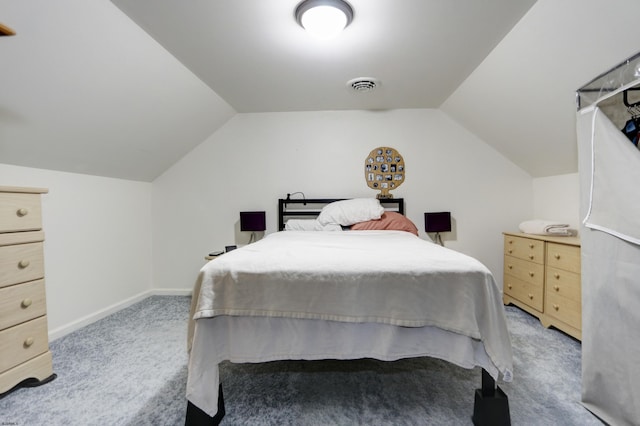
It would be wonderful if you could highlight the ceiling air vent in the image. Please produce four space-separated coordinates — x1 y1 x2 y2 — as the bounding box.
347 77 380 92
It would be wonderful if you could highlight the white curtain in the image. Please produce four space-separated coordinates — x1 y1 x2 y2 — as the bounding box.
577 103 640 426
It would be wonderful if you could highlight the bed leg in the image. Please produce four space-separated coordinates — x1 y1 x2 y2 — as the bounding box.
185 384 225 426
472 369 510 426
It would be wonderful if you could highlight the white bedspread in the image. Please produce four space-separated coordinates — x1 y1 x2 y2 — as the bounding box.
187 231 513 417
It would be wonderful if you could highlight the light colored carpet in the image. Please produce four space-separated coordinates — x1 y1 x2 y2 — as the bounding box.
0 296 602 425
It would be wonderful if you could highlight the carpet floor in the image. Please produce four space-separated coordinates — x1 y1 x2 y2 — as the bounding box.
0 296 602 425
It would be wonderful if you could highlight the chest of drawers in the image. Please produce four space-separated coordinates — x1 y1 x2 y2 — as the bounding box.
503 232 581 340
0 186 55 395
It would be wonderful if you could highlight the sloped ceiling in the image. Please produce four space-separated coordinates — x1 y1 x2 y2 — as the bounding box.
2 0 640 181
442 0 640 177
0 0 234 181
110 0 535 113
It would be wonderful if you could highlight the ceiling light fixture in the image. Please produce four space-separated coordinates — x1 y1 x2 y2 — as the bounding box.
295 0 353 40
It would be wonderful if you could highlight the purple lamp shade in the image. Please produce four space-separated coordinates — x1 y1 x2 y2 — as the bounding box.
424 212 451 233
240 211 266 232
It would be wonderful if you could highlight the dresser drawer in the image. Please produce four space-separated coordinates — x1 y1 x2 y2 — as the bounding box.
545 291 581 330
546 267 580 302
504 235 544 264
504 274 543 312
504 255 544 286
546 242 581 273
0 316 49 373
0 230 45 247
0 242 45 289
0 192 43 233
0 280 47 330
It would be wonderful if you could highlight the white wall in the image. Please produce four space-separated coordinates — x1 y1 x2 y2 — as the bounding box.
0 163 153 338
1 109 550 339
152 109 533 292
532 173 580 233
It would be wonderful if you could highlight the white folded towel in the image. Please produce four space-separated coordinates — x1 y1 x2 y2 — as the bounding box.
519 220 572 236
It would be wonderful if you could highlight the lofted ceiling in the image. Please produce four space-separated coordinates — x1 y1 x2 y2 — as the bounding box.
2 0 640 181
0 0 235 181
110 0 536 113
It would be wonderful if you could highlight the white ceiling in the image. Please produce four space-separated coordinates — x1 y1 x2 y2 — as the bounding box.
2 0 640 181
442 0 640 177
0 0 234 181
110 0 536 113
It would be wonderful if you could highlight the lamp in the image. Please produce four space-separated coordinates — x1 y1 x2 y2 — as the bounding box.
286 191 306 205
240 211 266 243
295 0 353 40
424 212 451 246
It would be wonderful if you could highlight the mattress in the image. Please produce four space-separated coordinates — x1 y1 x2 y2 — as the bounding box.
187 230 513 417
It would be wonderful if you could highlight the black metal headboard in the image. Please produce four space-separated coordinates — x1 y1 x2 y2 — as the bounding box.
278 198 405 231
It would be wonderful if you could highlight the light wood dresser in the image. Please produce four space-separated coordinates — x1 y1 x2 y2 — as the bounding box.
0 186 55 395
503 232 582 340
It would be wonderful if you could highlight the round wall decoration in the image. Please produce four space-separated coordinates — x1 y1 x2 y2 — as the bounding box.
364 147 405 199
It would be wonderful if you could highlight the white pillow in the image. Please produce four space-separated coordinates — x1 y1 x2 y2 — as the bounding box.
317 198 384 226
285 219 343 231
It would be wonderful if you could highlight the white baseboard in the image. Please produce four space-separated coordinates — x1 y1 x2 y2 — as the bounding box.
48 289 192 341
151 288 192 296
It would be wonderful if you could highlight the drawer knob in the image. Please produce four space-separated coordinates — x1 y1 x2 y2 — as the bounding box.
507 264 513 269
553 304 559 311
529 271 534 277
17 208 29 217
507 284 513 290
554 273 560 279
18 259 31 269
554 254 561 260
528 293 534 300
529 255 534 260
24 337 35 347
508 240 513 244
508 249 513 254
553 285 560 292
21 298 33 308
529 243 534 249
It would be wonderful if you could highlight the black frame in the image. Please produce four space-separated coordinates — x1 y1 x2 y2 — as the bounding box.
186 369 509 426
278 197 405 231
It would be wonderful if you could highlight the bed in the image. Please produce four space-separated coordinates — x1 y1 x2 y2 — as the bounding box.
185 198 513 425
